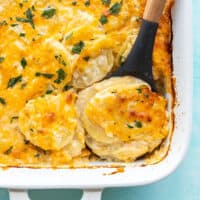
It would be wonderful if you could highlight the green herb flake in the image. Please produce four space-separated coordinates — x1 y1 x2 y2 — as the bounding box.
41 8 56 19
55 54 67 66
19 33 26 37
109 2 122 15
119 55 125 64
0 97 6 105
10 116 19 123
72 1 77 5
72 41 85 54
136 16 141 22
24 139 30 145
63 85 73 91
34 153 40 158
21 83 27 89
35 72 54 79
0 57 5 63
111 90 117 94
127 124 134 129
135 121 142 128
16 8 35 29
136 88 142 93
84 0 90 6
0 20 8 26
83 56 90 61
99 15 108 25
101 0 111 6
7 75 22 88
54 68 66 84
11 24 19 27
19 3 23 8
21 57 27 68
32 5 36 11
4 146 13 155
46 89 53 94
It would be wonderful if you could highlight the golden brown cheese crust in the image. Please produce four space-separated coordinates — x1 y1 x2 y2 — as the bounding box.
0 0 173 167
18 91 81 151
77 77 168 162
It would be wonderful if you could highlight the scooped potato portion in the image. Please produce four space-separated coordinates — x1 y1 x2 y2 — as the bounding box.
19 91 84 152
72 49 114 88
77 77 169 162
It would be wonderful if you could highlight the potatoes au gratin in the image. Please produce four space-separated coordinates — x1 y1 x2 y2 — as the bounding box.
0 0 173 167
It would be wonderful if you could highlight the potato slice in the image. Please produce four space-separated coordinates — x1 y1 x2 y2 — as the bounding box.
19 91 84 153
77 77 168 162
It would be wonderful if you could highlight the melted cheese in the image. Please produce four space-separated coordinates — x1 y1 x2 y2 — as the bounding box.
0 0 173 167
77 77 169 162
18 92 79 151
86 85 168 142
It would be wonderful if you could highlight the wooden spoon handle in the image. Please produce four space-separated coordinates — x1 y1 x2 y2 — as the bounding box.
143 0 166 23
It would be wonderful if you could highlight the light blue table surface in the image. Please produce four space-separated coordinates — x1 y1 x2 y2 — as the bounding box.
1 1 199 199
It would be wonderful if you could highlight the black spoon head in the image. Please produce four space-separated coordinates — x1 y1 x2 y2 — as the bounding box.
109 19 158 92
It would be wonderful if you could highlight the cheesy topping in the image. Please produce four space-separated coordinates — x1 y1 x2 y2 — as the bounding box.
19 92 78 151
85 85 168 142
77 77 169 162
0 0 173 167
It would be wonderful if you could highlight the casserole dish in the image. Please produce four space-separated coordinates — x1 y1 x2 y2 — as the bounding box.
0 0 193 199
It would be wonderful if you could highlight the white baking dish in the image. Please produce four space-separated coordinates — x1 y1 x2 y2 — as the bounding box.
0 0 193 199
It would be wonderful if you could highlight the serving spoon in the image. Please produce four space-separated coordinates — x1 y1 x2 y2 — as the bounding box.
111 0 167 92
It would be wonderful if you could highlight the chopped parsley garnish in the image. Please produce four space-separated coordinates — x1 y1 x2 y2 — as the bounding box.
16 8 35 29
54 68 66 84
32 5 36 11
11 24 18 27
0 20 8 26
83 56 90 61
7 75 22 88
101 0 111 6
84 0 90 6
34 153 40 158
72 41 85 54
127 124 134 129
127 121 142 129
135 121 142 128
46 89 53 94
41 8 56 19
55 54 67 66
19 3 23 8
0 97 6 105
111 90 117 94
10 116 19 123
24 139 30 145
109 2 122 15
4 146 13 155
0 57 5 63
21 83 27 89
35 72 54 79
21 57 27 68
72 1 77 5
19 33 26 37
136 88 142 93
24 139 30 144
136 16 141 22
63 85 73 91
119 55 125 64
99 15 108 25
